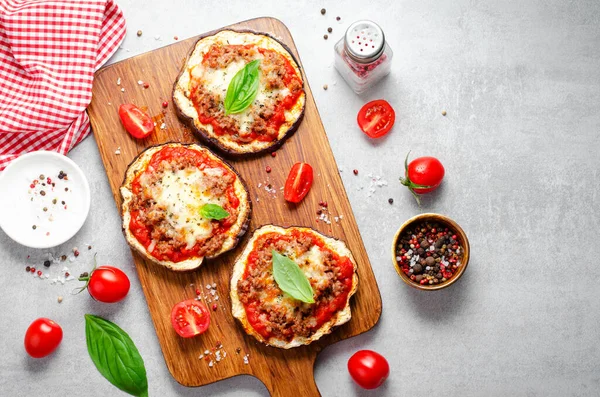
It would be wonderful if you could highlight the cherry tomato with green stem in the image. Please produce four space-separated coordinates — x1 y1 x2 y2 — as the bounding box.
76 255 130 303
400 151 445 205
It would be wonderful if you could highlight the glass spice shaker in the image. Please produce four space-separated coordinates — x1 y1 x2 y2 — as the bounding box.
334 20 393 94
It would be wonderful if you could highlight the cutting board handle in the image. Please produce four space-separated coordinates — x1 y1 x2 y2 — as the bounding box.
257 358 321 397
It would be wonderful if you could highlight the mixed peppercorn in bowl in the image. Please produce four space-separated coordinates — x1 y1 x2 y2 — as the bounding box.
392 213 470 291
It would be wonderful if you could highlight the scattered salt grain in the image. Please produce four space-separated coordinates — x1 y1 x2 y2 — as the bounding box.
115 147 121 155
208 361 214 368
160 123 166 130
117 78 121 85
243 354 249 365
211 283 217 288
318 212 331 225
137 80 143 85
206 284 211 289
121 88 125 92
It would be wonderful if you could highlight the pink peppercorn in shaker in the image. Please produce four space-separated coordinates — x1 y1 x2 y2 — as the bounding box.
334 20 393 94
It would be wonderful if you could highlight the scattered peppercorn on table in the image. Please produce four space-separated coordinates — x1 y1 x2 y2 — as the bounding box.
2 1 600 396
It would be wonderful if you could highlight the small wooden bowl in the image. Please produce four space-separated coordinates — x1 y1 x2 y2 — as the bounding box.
391 213 470 291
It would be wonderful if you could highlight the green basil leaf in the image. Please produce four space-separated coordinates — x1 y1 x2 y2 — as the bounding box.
85 314 148 397
200 203 230 220
224 59 260 115
271 250 315 303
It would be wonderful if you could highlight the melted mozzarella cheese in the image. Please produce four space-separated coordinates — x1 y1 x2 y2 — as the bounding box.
295 245 330 291
148 167 226 249
192 56 290 135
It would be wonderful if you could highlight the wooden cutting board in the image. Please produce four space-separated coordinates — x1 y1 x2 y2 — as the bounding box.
88 17 381 397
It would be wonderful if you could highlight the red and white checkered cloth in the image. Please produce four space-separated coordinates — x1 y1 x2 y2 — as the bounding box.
0 0 126 170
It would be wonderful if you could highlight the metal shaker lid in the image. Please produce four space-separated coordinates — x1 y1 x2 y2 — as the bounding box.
344 20 385 63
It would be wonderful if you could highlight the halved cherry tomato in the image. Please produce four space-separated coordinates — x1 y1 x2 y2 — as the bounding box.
118 103 154 139
170 299 211 338
348 350 390 389
284 162 314 203
357 99 395 138
24 318 63 358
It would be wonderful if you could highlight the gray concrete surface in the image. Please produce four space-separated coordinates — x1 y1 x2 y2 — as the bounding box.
1 0 600 396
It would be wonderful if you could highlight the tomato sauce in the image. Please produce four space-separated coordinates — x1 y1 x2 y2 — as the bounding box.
192 44 303 144
242 230 354 340
129 146 239 263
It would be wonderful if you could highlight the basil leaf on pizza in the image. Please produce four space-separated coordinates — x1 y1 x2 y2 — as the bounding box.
271 250 315 303
200 203 230 220
224 59 260 115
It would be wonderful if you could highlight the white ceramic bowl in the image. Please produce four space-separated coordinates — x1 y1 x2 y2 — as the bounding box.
0 151 91 249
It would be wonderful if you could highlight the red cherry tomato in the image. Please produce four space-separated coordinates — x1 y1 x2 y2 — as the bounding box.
357 99 396 138
87 266 131 303
118 104 154 139
284 162 314 203
348 350 390 390
24 318 63 358
170 299 211 338
401 152 445 195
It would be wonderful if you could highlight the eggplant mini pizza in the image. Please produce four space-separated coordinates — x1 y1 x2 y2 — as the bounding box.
173 30 306 155
120 143 251 271
231 225 359 348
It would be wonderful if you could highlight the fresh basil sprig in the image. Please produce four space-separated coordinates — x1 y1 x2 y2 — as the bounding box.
85 314 148 397
200 203 230 220
224 59 260 115
272 250 315 303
